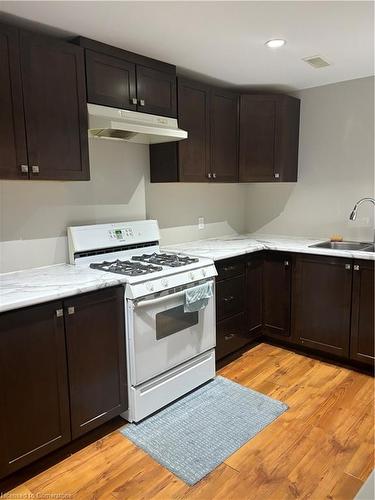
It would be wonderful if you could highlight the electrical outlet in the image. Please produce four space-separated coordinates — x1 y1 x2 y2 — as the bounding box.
198 217 205 230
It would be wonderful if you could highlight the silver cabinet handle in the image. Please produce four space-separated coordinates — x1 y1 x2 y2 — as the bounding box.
139 99 145 106
284 260 289 267
354 264 360 271
131 97 138 105
67 306 75 315
223 265 236 272
274 173 280 179
31 165 40 174
345 264 351 270
223 296 235 303
224 333 235 341
207 173 212 179
212 173 217 179
56 308 64 317
20 164 29 173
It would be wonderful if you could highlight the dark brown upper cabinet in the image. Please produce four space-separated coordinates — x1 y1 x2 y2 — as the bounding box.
292 254 352 358
150 79 239 183
77 37 177 118
177 79 211 182
21 31 89 180
0 24 89 181
239 94 300 182
85 49 137 111
350 260 374 366
0 24 28 180
210 88 239 182
136 65 177 117
262 251 292 339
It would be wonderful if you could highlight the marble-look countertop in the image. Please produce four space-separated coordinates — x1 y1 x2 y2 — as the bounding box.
163 233 375 262
0 264 128 314
1 233 373 314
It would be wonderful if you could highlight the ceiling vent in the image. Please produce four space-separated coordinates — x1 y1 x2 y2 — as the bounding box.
303 55 330 69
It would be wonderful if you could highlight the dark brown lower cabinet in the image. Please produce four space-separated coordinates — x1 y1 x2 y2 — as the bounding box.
262 252 292 339
292 255 352 357
246 255 263 335
215 257 249 361
216 275 245 322
0 286 127 479
65 287 127 439
217 251 373 368
0 301 71 478
216 313 249 361
350 260 374 366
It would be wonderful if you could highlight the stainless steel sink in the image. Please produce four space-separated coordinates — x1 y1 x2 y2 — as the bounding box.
309 241 374 252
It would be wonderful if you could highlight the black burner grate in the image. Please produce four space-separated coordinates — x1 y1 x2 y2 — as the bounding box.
90 259 163 276
132 253 199 267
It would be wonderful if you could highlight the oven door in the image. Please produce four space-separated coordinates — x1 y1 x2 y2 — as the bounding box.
127 279 216 386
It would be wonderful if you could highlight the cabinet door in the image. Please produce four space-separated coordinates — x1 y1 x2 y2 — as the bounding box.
350 260 374 365
64 287 127 439
0 24 28 179
246 255 263 335
210 89 238 182
239 95 276 182
20 31 89 180
86 50 137 110
0 301 71 478
263 252 292 339
178 79 211 182
239 95 300 182
293 255 352 357
136 65 176 117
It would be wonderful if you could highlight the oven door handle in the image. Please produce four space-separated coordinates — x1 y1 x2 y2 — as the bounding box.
134 290 186 308
133 280 214 308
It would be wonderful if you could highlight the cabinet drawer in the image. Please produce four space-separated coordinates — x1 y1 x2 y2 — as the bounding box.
216 313 249 361
216 275 245 321
216 258 245 281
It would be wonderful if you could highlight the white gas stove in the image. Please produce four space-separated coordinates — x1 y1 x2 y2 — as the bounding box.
68 220 217 422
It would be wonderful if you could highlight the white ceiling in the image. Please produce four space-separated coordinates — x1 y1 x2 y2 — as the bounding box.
1 1 374 91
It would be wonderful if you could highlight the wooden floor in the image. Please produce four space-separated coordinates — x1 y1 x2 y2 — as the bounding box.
9 344 374 499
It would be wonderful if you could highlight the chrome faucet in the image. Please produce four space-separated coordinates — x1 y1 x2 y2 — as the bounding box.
349 197 375 220
349 197 375 242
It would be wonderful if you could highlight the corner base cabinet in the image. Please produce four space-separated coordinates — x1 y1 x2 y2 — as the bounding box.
292 255 353 358
0 286 127 479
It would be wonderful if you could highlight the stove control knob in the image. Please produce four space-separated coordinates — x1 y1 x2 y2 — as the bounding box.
189 272 195 281
201 268 207 277
161 278 168 288
146 282 154 292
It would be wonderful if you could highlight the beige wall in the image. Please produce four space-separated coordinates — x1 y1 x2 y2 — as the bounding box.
0 137 247 272
245 76 375 241
146 182 246 244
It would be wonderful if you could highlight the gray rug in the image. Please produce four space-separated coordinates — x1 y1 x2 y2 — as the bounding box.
121 376 288 485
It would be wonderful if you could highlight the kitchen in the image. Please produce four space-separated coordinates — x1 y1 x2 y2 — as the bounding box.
0 1 374 498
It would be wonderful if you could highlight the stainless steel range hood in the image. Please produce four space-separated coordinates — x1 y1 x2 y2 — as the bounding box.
87 103 188 144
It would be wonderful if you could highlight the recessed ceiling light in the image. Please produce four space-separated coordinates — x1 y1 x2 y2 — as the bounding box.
265 39 286 48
